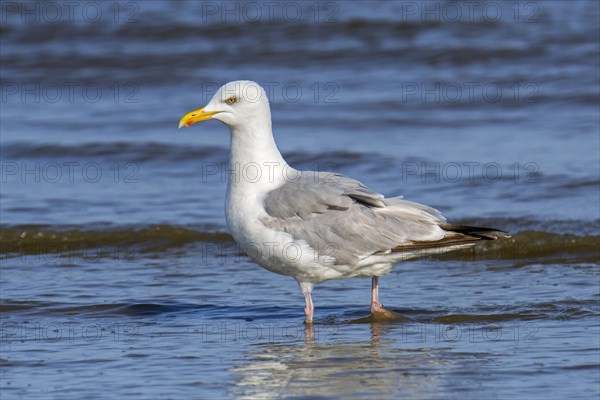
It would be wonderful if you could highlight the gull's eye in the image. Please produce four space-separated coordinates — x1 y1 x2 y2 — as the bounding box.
226 96 237 105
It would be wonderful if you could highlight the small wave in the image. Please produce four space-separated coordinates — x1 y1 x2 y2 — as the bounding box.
0 300 204 317
1 141 228 163
1 18 469 45
1 223 598 262
0 299 297 320
437 230 599 264
0 224 233 256
1 141 382 168
3 298 596 322
3 11 596 77
454 217 600 237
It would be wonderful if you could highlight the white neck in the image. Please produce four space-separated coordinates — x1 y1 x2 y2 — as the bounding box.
228 122 290 193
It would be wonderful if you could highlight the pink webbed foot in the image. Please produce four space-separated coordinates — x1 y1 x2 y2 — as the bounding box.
368 276 407 322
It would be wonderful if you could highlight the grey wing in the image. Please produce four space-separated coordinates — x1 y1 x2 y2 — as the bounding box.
261 171 447 265
263 172 385 219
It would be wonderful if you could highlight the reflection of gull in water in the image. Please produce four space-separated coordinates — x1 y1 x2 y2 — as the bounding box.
229 324 449 400
180 80 509 323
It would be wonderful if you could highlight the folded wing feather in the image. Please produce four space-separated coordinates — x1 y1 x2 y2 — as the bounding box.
262 171 508 266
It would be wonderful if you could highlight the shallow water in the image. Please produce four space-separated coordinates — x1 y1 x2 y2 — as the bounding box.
1 1 599 399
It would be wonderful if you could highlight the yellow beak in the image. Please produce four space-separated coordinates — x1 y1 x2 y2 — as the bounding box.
178 107 220 129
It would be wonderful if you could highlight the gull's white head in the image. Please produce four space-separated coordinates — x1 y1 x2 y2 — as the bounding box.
179 80 271 131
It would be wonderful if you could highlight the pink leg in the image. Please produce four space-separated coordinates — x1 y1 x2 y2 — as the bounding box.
369 276 405 321
303 290 314 324
371 276 384 314
299 281 315 324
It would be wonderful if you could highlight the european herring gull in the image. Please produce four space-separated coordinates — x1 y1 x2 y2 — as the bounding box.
179 80 509 323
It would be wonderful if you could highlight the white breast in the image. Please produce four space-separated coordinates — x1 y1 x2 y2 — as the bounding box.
225 178 348 282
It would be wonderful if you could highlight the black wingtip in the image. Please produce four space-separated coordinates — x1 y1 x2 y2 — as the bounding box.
439 224 511 240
